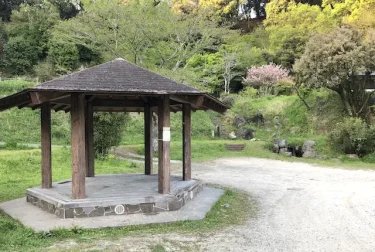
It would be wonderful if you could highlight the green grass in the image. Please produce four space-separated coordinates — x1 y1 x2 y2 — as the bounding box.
0 148 142 202
0 79 35 97
0 80 71 145
126 139 375 170
0 148 253 251
121 111 215 145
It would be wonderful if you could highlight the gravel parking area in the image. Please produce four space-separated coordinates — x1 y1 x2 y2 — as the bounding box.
53 157 375 251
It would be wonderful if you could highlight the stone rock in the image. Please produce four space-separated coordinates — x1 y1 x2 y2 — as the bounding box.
346 154 359 159
302 140 315 150
250 110 264 126
228 131 237 139
302 140 316 158
244 129 254 140
235 129 254 140
282 151 293 157
278 139 287 148
233 115 246 128
274 122 281 128
303 150 316 158
272 143 279 153
235 129 246 138
222 203 231 209
279 147 287 154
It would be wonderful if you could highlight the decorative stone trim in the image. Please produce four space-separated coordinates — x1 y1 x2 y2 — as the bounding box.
26 180 203 219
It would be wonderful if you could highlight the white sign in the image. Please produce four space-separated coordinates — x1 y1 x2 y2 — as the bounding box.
163 127 171 141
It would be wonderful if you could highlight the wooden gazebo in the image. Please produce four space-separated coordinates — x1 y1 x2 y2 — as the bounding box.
0 58 227 200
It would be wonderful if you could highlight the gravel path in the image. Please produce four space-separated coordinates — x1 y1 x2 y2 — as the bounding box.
192 158 375 252
58 157 375 251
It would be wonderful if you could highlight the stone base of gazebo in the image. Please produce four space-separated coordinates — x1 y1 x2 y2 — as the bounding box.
25 174 203 219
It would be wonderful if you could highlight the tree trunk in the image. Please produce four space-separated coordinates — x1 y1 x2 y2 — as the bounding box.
335 85 354 117
294 87 311 110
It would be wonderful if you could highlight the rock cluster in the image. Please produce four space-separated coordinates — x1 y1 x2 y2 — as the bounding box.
302 140 316 158
273 139 316 158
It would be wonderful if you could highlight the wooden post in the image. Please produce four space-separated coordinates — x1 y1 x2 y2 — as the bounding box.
41 102 52 188
182 103 191 181
71 93 86 199
85 102 95 177
158 95 170 194
144 103 153 175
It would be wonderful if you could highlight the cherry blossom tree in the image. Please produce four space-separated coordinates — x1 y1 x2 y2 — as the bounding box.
243 63 291 95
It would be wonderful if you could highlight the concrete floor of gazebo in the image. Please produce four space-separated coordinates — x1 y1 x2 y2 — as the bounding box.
25 174 203 219
0 186 223 231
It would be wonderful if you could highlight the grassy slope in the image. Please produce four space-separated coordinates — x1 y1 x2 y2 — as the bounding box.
0 80 71 144
1 80 373 167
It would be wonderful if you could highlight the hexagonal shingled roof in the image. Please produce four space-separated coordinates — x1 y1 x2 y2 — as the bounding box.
0 58 227 114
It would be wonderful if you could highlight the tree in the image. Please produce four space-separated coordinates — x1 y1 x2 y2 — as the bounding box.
243 63 291 95
171 0 240 19
294 27 375 122
0 0 23 22
264 1 336 69
49 0 81 19
222 51 241 93
48 39 79 74
93 112 128 158
0 2 60 74
52 0 230 70
187 45 244 94
240 0 268 20
1 36 39 74
322 0 375 23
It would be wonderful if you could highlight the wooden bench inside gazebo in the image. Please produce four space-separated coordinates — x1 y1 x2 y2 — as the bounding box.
0 58 227 218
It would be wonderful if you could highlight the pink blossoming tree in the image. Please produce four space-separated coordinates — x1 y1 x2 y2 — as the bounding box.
243 64 291 95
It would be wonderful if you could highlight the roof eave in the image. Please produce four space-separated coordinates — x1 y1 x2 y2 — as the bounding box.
0 90 32 112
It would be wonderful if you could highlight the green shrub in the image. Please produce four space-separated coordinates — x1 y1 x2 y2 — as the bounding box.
306 89 348 134
231 95 297 120
362 153 375 163
239 86 258 98
328 118 375 156
94 112 128 158
1 36 39 75
274 80 295 96
48 40 79 74
34 61 56 82
221 95 237 107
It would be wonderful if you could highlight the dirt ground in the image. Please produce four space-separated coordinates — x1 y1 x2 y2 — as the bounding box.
55 158 375 251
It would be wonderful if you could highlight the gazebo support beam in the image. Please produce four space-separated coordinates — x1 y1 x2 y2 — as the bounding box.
41 102 52 188
144 103 153 175
71 93 86 199
85 101 95 177
182 103 191 181
158 95 170 194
